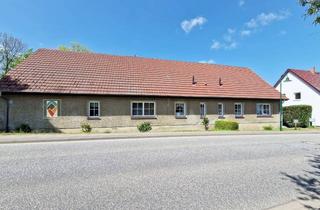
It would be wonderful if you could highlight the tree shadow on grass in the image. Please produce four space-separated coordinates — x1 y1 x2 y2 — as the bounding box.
281 154 320 210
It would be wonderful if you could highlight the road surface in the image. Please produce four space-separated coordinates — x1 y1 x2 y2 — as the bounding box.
1 134 320 209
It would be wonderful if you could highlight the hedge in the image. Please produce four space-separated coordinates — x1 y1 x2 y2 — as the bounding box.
283 105 312 128
214 120 239 131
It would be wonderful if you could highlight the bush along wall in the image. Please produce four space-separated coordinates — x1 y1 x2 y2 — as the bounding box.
214 120 239 131
283 105 312 128
137 122 152 132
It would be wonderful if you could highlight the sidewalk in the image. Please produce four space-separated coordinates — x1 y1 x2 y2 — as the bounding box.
267 200 318 210
1 130 320 144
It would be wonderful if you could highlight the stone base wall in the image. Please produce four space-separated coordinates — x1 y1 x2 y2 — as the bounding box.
0 98 6 130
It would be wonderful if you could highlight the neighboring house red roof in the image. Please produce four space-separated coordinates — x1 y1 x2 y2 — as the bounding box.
275 68 320 93
0 49 280 99
290 69 320 92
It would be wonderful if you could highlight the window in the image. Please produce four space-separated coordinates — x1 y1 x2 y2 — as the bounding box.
218 103 224 117
131 102 156 117
132 102 143 116
200 103 206 119
144 102 155 116
234 103 243 117
295 92 301 100
88 101 100 118
175 102 186 117
256 103 271 116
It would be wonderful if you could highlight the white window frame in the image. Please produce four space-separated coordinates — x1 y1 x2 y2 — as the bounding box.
88 101 100 118
256 103 272 116
131 101 156 117
234 103 244 117
218 103 224 117
200 102 207 119
175 102 186 118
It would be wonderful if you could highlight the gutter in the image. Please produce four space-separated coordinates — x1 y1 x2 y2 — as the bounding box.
0 92 10 132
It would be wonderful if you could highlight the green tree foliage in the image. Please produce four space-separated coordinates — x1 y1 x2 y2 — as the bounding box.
283 105 312 128
9 49 33 70
300 0 320 24
0 32 27 76
58 42 91 52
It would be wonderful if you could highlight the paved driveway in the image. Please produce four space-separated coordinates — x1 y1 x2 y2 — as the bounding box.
0 134 320 209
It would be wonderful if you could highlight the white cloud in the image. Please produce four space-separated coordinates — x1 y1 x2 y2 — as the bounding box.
227 28 236 34
246 11 290 28
212 28 238 50
240 30 251 36
211 40 222 50
199 59 215 64
209 10 290 50
226 41 238 49
239 0 245 7
181 16 207 33
246 19 258 28
223 28 236 42
211 39 237 50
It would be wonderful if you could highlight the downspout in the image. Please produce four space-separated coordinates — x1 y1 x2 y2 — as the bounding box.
0 92 10 132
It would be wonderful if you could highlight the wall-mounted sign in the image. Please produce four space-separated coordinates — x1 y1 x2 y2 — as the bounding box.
44 100 60 118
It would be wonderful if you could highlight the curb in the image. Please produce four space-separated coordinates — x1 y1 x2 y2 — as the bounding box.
1 131 320 144
265 200 308 210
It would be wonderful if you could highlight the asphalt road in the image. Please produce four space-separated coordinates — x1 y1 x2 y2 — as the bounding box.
1 134 320 210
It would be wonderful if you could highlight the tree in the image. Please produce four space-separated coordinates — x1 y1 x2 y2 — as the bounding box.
0 33 27 75
58 42 91 52
300 0 320 24
9 49 33 70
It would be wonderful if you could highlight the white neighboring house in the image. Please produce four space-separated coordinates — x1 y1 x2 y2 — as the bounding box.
275 68 320 126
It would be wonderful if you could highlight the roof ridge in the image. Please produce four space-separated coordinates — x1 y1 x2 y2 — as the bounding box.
36 48 250 71
289 68 310 72
289 68 320 73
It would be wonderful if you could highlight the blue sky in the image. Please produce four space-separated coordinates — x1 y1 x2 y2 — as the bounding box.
0 0 319 84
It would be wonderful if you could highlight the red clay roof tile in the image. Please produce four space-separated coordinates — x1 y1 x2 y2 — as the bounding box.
289 69 320 93
0 49 280 99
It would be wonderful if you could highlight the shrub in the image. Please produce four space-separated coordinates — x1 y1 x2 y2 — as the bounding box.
81 122 92 133
263 125 273 131
283 105 312 128
214 120 239 131
137 122 152 132
15 123 32 133
202 117 210 131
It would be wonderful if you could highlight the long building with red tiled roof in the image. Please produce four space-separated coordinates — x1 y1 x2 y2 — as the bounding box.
0 49 281 131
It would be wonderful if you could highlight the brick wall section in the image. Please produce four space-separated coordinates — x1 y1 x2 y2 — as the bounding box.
2 94 280 131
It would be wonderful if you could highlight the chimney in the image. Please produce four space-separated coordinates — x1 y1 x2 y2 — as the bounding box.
192 75 197 85
310 67 316 74
219 77 223 86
